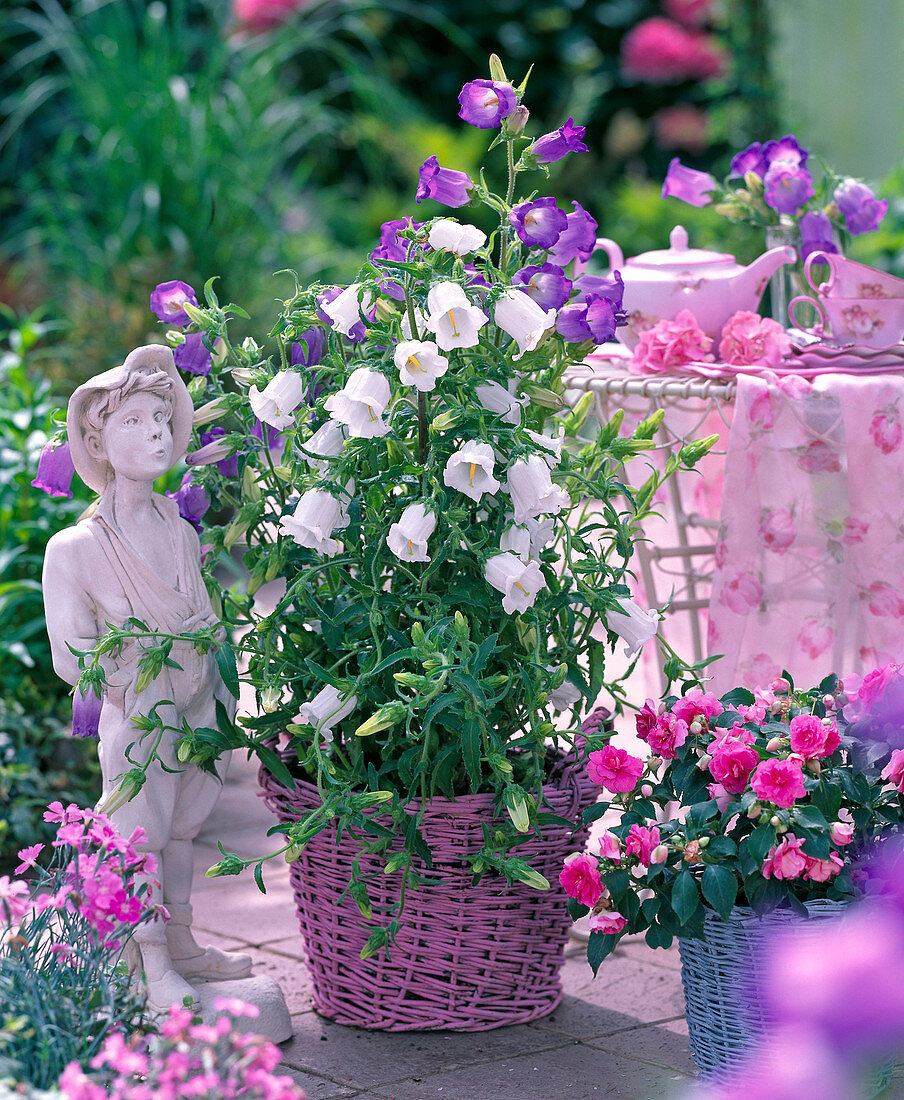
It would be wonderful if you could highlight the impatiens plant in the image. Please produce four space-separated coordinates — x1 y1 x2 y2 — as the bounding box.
563 669 904 972
64 56 714 953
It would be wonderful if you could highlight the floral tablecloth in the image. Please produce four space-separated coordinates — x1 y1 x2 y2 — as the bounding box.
707 372 904 691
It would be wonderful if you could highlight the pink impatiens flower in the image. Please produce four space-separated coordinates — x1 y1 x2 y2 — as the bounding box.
588 910 628 935
587 745 644 793
625 824 661 866
718 310 791 367
788 714 840 759
751 758 807 808
762 834 808 880
630 309 713 375
559 852 603 907
804 852 843 882
708 738 760 795
881 749 904 792
671 687 724 725
643 713 689 760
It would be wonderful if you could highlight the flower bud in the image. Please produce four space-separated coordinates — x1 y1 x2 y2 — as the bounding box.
453 611 470 641
822 694 836 710
771 676 791 694
697 836 710 849
689 720 703 736
182 301 210 326
272 465 292 482
242 463 261 503
97 769 146 816
353 702 407 738
373 299 398 324
284 843 305 863
696 753 712 770
411 622 426 647
806 759 821 777
192 396 231 426
830 821 855 846
766 736 784 752
651 844 668 864
647 756 663 776
747 802 761 819
512 864 550 891
176 740 194 763
430 410 460 433
744 170 764 195
261 685 281 713
821 716 834 727
641 783 653 797
505 104 529 136
489 53 508 82
770 815 780 827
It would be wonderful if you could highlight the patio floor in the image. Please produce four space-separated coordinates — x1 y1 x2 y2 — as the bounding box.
192 752 696 1100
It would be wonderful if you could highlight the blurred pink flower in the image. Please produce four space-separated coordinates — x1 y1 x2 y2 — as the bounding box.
869 410 903 454
652 104 709 153
630 308 713 375
621 17 726 84
719 310 791 367
859 663 901 709
797 439 841 474
757 507 796 554
234 0 312 30
867 582 904 618
747 388 774 428
663 0 716 24
881 748 904 791
719 572 763 614
797 619 833 660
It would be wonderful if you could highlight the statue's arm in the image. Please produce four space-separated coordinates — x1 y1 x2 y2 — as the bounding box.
43 530 101 687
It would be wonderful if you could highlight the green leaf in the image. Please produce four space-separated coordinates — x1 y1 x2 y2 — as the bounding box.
253 862 266 894
645 922 673 949
567 898 589 922
793 804 829 830
214 643 239 700
720 687 755 708
461 719 482 789
587 931 618 975
582 801 612 824
671 870 700 925
811 780 844 822
746 824 775 864
256 745 295 791
701 864 738 921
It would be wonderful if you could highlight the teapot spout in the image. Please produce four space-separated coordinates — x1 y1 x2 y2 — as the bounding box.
740 244 797 305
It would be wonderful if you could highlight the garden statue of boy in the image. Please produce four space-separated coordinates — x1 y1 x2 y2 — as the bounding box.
42 344 253 1014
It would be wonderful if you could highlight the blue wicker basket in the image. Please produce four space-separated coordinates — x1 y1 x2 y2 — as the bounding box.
677 901 894 1092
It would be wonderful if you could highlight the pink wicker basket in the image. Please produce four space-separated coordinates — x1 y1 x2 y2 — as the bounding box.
259 752 596 1031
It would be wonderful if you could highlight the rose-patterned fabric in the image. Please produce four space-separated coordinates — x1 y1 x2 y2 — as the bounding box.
708 373 904 691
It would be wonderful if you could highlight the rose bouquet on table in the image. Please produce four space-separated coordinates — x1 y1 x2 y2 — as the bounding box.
562 669 904 971
58 57 715 954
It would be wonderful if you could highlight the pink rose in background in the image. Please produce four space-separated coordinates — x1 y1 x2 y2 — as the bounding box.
663 0 715 24
830 822 855 846
671 686 724 724
757 507 796 554
798 439 842 474
859 664 901 709
630 309 713 375
747 388 774 428
751 758 807 808
743 654 781 687
644 713 689 759
841 516 869 544
797 619 833 660
621 18 725 83
762 833 808 880
709 723 756 750
587 745 644 793
869 410 903 455
867 582 904 619
588 909 628 935
233 0 312 29
881 748 904 791
789 714 840 759
719 311 792 367
559 852 603 906
599 831 622 859
719 572 763 614
804 852 843 882
652 104 709 153
709 739 760 794
626 824 661 865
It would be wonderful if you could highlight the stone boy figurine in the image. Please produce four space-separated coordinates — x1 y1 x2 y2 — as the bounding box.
43 345 252 1013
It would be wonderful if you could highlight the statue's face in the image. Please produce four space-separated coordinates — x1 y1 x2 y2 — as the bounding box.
99 392 173 481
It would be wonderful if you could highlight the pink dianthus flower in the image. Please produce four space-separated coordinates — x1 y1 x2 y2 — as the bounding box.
719 310 791 367
630 309 713 375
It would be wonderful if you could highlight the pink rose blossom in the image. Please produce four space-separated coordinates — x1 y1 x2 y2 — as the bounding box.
643 713 689 760
707 782 733 812
559 851 603 906
621 18 725 83
797 619 834 660
789 714 840 759
629 309 713 375
867 582 904 619
762 833 809 879
599 831 622 859
859 664 901 709
804 852 844 882
587 909 628 935
751 758 807 808
798 439 842 474
757 507 796 554
881 748 904 791
587 745 644 793
635 697 660 739
830 821 855 846
625 824 662 866
719 572 764 614
719 310 791 367
869 411 903 455
709 739 761 794
671 686 724 724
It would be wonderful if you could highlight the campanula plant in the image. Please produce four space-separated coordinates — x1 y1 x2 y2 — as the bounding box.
63 57 714 954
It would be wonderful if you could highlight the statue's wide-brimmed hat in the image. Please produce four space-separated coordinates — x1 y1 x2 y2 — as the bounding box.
68 344 193 493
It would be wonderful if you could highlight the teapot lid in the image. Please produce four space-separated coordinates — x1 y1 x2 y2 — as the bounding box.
627 225 734 268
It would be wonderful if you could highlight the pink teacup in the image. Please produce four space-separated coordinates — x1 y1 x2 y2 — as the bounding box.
805 250 904 299
789 293 904 349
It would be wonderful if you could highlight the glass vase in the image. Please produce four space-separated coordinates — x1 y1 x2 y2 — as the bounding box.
765 220 802 329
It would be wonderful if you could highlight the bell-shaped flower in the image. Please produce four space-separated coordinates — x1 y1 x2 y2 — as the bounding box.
72 686 103 740
443 440 500 503
32 440 75 499
605 597 661 657
299 420 346 474
427 219 487 256
324 368 391 438
546 201 598 266
500 523 532 561
393 340 449 393
322 283 374 338
297 684 357 742
425 281 488 352
279 489 350 558
475 379 528 426
493 289 556 360
416 156 473 207
249 370 307 430
525 428 564 467
525 515 556 556
458 79 517 129
400 303 428 341
506 455 570 524
548 675 582 712
174 331 212 376
509 197 568 250
149 279 197 325
512 263 573 311
484 552 547 614
387 502 437 563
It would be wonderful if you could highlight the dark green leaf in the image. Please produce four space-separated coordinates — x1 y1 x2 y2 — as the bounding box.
256 745 295 791
746 824 775 864
720 687 755 708
793 804 829 830
214 643 240 700
582 801 612 824
587 932 618 975
701 865 738 921
671 870 700 925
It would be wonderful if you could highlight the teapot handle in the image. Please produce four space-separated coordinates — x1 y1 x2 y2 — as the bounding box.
572 237 625 278
804 250 835 294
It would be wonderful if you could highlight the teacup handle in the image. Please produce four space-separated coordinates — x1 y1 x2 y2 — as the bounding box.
572 237 624 278
789 294 828 337
804 250 834 294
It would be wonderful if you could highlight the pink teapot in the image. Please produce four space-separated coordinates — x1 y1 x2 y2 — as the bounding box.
576 225 797 350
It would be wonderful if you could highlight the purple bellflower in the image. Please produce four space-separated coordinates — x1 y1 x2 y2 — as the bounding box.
72 686 103 739
556 293 621 344
166 472 210 534
32 440 75 498
458 79 517 129
200 427 239 478
291 327 326 368
174 331 212 376
799 211 838 262
415 156 473 208
763 161 814 215
512 263 573 311
661 158 717 206
149 280 198 326
527 118 588 164
509 197 568 250
763 134 809 169
729 141 767 179
546 201 598 266
835 179 888 235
